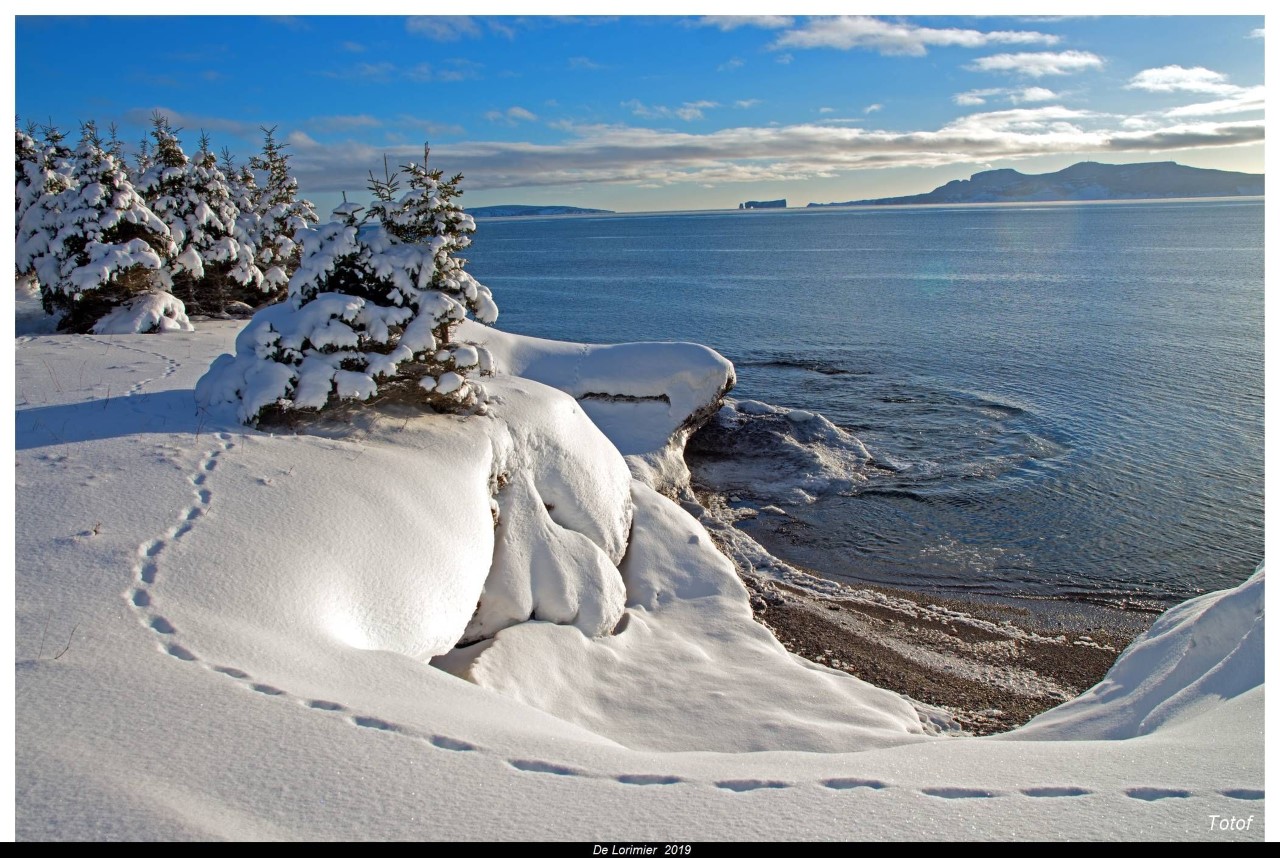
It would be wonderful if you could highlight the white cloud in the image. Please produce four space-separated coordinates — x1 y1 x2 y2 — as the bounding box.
485 106 539 125
734 99 761 109
695 16 793 31
286 130 319 149
818 106 836 114
405 16 482 41
1013 87 1057 103
568 56 602 71
1163 87 1265 118
1127 65 1241 95
968 50 1104 77
285 111 1263 195
773 16 1058 56
718 57 745 72
1249 28 1264 39
954 88 1001 106
341 41 365 53
864 103 883 114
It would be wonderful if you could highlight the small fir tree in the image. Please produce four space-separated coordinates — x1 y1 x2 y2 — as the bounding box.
138 116 261 314
16 122 77 293
248 126 318 299
196 146 499 425
36 121 179 333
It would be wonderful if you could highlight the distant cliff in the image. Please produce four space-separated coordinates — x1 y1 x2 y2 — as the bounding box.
809 162 1264 208
739 199 787 209
469 205 613 218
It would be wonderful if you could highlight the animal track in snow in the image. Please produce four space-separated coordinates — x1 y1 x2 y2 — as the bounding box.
714 779 790 792
509 759 584 777
822 778 888 791
353 716 403 732
617 774 683 786
922 787 1003 799
1124 787 1192 801
81 336 180 397
307 700 347 712
1021 786 1092 798
1220 788 1264 801
430 735 476 752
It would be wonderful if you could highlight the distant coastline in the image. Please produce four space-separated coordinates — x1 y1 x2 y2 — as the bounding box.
808 161 1264 208
469 204 614 218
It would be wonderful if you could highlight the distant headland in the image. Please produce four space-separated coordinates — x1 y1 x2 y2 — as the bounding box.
469 205 614 218
808 161 1264 208
739 199 786 209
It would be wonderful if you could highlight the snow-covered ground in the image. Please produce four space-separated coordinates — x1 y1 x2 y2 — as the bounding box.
13 309 1265 840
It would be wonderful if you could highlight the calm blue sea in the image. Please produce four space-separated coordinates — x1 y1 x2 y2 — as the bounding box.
465 200 1264 609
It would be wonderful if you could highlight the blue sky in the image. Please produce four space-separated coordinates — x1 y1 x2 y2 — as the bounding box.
14 14 1266 214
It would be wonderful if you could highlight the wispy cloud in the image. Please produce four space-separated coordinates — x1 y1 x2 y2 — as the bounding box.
954 86 1058 105
694 16 793 31
1127 65 1242 95
568 56 602 71
308 114 382 133
341 41 366 53
775 53 794 65
406 60 483 83
734 100 761 109
1162 87 1265 118
123 106 258 138
773 16 1058 56
967 50 1104 77
395 115 466 137
864 103 883 114
267 16 310 32
323 62 397 82
405 16 482 42
623 99 721 121
484 106 538 125
1249 28 1264 39
718 57 745 72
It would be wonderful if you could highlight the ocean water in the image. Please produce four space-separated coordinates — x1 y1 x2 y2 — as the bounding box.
464 200 1264 609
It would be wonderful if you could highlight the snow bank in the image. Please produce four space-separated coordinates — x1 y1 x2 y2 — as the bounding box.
464 377 632 642
91 291 194 334
440 482 927 752
1014 565 1265 740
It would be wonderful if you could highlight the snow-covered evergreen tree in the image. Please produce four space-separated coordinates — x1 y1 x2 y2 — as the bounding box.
138 116 261 314
134 135 153 176
16 123 77 295
196 148 499 426
191 134 264 310
36 122 181 333
15 126 43 295
248 126 317 299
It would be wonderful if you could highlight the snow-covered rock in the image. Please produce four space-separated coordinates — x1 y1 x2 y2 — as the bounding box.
462 320 736 492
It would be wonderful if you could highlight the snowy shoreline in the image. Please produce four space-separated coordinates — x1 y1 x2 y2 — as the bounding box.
14 312 1264 840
